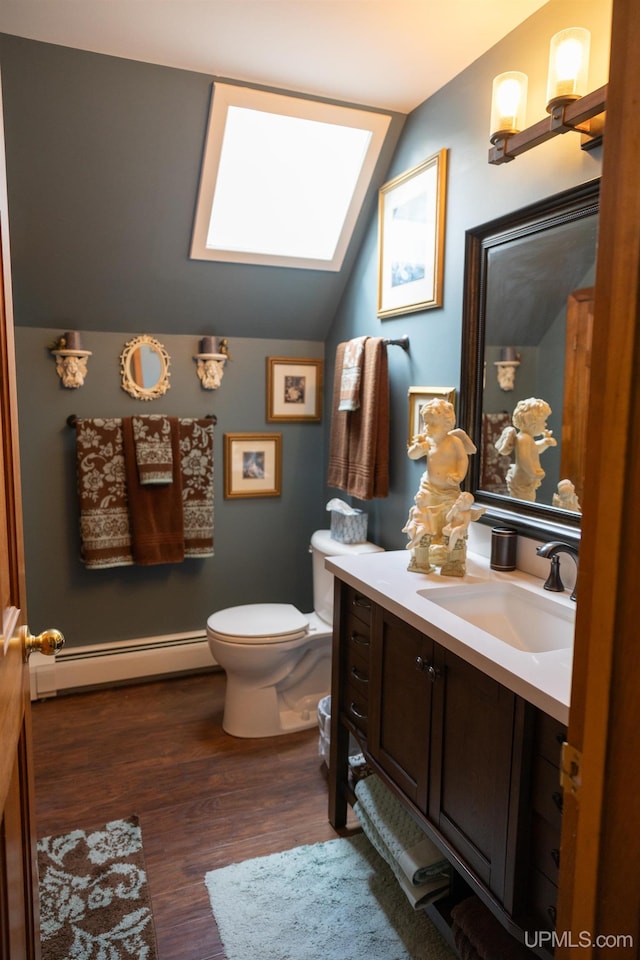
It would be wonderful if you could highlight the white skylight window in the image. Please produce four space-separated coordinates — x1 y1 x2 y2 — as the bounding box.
190 83 391 271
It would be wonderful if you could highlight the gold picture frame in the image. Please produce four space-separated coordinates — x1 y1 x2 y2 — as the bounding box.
266 357 323 422
407 386 456 443
377 149 448 319
224 433 282 498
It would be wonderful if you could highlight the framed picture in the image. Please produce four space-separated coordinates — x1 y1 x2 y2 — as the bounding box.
377 149 448 319
224 433 282 498
407 386 456 443
266 357 323 422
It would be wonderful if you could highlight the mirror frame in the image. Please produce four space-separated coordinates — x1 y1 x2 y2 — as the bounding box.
120 335 171 401
459 178 600 547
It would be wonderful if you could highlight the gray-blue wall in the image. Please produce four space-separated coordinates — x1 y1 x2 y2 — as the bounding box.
324 0 610 550
1 0 611 649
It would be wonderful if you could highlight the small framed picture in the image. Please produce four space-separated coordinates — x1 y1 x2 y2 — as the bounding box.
378 149 448 319
266 357 323 422
224 433 282 498
408 386 456 443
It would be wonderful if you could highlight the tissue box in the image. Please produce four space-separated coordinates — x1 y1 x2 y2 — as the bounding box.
330 509 368 544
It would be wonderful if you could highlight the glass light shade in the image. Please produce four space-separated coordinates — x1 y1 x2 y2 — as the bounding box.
490 72 528 143
546 28 591 111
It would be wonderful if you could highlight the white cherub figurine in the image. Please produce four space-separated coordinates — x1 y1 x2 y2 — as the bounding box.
442 492 486 551
406 398 477 541
495 397 557 503
553 478 582 513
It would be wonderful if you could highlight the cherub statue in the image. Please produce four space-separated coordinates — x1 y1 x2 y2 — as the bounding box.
495 398 557 503
404 399 477 571
442 492 486 552
553 478 582 513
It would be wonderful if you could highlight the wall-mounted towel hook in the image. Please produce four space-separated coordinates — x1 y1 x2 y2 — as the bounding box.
383 335 410 352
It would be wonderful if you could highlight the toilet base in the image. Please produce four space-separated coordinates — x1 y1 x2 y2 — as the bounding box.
222 682 328 738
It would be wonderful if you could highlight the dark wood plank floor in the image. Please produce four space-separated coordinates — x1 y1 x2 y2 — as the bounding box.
31 671 359 960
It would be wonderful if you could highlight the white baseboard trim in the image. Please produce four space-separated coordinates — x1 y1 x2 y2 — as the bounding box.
29 631 217 700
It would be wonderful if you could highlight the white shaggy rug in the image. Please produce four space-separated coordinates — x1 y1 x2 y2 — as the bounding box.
205 833 456 960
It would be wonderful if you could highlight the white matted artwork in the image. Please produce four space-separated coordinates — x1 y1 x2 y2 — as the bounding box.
407 386 456 443
266 357 323 421
224 433 282 498
377 149 448 319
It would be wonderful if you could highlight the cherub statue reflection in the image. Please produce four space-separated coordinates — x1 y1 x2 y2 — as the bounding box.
403 399 477 572
495 398 556 503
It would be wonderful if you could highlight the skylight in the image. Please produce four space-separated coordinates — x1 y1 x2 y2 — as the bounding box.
190 83 391 271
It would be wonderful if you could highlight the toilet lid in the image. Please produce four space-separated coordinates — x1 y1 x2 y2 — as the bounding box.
207 603 309 644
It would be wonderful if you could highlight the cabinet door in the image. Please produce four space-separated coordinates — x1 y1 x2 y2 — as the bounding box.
368 606 433 810
428 644 515 900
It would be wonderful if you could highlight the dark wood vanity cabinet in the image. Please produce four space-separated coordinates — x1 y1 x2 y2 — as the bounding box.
329 578 567 953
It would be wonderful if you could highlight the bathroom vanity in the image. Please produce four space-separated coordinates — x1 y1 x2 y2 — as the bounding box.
327 550 571 956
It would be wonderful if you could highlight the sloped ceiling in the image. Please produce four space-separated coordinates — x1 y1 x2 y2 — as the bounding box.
0 1 548 112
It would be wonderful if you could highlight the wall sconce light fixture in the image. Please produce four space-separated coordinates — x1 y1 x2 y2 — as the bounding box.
489 27 606 165
490 72 528 144
51 331 92 388
494 347 520 391
194 336 229 390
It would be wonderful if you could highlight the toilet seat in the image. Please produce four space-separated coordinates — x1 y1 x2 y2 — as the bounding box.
207 603 309 645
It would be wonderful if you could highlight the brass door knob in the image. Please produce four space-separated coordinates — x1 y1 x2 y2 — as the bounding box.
20 625 65 660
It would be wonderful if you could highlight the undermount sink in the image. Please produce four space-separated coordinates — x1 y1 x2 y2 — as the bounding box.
417 581 575 653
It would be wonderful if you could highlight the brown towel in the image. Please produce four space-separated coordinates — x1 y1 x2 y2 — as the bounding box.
179 418 215 558
328 338 389 500
122 417 185 565
131 415 174 484
75 418 134 569
338 336 367 411
450 896 532 960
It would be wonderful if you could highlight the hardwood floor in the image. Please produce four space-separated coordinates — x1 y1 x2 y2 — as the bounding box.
31 671 359 960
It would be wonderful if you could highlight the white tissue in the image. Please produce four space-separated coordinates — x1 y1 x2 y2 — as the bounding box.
326 498 362 516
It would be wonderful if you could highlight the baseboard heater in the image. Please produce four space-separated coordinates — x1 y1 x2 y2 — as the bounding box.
29 631 217 700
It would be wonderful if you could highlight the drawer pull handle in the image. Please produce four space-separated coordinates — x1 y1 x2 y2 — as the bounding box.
547 905 557 927
350 702 367 721
415 656 428 671
551 848 560 868
351 632 370 647
552 791 564 814
350 666 369 683
354 596 372 610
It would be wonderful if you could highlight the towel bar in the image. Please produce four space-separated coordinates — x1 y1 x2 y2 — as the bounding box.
382 336 410 352
66 413 218 426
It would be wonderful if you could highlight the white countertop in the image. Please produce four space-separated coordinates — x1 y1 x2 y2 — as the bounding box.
326 550 573 725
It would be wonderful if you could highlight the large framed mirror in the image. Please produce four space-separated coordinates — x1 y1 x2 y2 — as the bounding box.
459 179 599 546
120 335 171 400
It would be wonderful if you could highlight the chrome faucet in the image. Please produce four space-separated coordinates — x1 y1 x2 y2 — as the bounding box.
535 541 579 601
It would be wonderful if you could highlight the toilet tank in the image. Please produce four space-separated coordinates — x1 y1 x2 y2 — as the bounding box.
310 529 384 626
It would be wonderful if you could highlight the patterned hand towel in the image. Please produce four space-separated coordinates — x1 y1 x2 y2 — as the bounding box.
122 417 185 565
338 336 367 411
131 415 174 484
75 418 134 569
179 418 215 558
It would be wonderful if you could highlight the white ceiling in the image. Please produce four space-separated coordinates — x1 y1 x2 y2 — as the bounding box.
0 0 548 113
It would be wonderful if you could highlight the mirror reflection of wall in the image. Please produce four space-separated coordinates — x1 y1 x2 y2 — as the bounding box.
480 210 597 511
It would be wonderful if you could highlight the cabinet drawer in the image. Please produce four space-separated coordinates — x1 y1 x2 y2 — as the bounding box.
344 586 374 627
535 712 566 767
532 755 564 828
344 614 371 662
343 683 369 736
530 812 560 886
527 868 559 933
345 642 370 691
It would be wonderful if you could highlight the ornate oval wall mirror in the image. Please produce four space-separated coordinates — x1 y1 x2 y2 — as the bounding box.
120 335 171 401
459 178 600 546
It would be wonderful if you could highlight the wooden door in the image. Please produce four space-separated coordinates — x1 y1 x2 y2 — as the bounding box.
560 287 594 507
0 77 63 960
428 644 515 901
368 606 433 810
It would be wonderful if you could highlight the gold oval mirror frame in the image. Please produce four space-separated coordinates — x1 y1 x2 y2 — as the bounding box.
120 335 171 401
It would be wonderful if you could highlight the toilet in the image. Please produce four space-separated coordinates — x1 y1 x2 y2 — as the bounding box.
207 529 383 738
